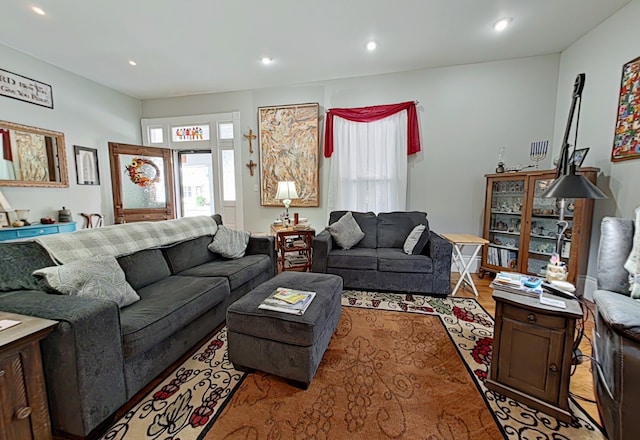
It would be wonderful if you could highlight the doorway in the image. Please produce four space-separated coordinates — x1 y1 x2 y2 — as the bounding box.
141 112 243 229
177 150 215 217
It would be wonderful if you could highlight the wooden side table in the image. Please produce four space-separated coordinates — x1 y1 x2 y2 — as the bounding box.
0 312 57 440
485 289 582 422
270 224 315 272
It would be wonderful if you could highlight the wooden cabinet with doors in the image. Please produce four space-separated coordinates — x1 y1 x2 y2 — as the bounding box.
486 288 582 422
109 143 176 223
479 168 598 286
0 312 57 440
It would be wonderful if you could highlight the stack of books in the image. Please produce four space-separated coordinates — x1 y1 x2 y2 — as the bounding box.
258 287 316 315
491 272 544 297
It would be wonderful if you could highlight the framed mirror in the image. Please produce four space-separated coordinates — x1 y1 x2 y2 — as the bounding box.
0 120 68 187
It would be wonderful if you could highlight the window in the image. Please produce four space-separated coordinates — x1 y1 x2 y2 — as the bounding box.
218 122 234 140
171 125 210 142
148 127 164 144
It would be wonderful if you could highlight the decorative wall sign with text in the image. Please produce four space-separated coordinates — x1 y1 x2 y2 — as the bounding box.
0 69 53 109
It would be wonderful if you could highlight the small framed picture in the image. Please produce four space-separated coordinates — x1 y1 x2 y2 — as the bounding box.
569 147 589 168
74 145 100 185
0 211 9 228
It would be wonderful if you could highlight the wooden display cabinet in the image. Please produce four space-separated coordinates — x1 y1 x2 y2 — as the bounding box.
0 312 57 440
480 168 598 285
486 289 583 422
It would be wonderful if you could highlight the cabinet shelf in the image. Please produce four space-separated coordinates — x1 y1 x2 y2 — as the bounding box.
480 168 598 285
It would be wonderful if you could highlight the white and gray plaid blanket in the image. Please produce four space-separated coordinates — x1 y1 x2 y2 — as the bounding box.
36 216 218 264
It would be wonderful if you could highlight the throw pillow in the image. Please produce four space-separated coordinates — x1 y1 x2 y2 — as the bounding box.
403 224 426 254
208 225 250 259
327 211 365 250
33 255 140 308
624 207 640 299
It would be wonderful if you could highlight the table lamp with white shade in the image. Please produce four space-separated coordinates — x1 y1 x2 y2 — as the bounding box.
275 181 299 225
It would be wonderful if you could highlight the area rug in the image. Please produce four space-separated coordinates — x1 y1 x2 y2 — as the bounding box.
100 291 605 440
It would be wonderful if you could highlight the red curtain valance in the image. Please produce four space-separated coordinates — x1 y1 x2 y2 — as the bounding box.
324 101 420 158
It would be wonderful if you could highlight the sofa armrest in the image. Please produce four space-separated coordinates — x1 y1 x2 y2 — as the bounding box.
424 232 453 294
594 289 640 344
247 235 276 277
312 230 334 273
0 291 126 436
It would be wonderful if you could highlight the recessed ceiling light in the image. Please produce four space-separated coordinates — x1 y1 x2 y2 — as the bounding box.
32 6 45 15
261 57 273 65
366 41 377 51
493 17 512 32
129 60 137 66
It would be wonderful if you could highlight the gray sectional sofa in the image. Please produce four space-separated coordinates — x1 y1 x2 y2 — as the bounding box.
0 214 275 438
312 211 452 296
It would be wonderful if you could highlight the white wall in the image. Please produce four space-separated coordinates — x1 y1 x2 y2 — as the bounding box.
553 0 640 295
143 55 561 239
0 44 141 226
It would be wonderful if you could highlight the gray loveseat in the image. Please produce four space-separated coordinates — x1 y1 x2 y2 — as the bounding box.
592 215 640 440
0 214 275 438
312 211 452 296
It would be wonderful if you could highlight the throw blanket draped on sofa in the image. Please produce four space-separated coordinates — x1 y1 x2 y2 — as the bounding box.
37 215 218 263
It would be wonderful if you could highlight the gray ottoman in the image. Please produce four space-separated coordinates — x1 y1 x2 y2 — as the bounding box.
226 271 343 388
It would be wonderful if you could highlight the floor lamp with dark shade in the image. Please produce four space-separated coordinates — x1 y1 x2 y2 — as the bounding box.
542 73 607 257
541 73 607 365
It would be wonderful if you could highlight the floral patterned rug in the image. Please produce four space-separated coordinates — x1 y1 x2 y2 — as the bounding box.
100 290 604 440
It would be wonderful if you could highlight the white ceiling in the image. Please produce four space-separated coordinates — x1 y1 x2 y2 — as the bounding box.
1 0 632 100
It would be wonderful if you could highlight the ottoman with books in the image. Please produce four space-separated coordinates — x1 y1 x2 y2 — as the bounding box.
226 271 343 388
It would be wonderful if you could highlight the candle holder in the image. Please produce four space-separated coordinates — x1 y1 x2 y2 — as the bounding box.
530 140 548 169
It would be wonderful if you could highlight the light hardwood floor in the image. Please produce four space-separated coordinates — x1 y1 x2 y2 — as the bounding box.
451 273 600 425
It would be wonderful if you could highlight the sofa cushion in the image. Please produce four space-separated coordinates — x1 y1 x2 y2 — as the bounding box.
378 211 429 248
329 211 378 248
178 254 272 290
0 241 56 291
326 211 365 250
327 248 378 271
117 248 172 290
208 225 250 259
377 248 433 273
120 275 230 358
162 235 216 274
33 255 140 308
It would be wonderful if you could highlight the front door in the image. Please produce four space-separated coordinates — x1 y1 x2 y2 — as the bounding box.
108 142 175 223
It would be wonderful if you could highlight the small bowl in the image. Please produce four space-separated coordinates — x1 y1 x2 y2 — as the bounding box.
40 217 57 224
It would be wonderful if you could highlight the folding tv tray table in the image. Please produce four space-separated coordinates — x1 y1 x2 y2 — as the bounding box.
442 233 489 296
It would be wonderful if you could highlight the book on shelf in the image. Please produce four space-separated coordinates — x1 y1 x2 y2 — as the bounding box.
491 272 544 298
258 287 316 315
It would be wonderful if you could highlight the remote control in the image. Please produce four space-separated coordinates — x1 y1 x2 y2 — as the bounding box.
541 282 577 299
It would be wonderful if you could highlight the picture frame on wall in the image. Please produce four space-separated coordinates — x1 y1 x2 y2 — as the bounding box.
569 147 589 168
612 56 640 162
258 102 320 207
74 145 100 185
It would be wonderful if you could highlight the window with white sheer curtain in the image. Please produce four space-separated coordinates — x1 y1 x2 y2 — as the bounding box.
327 112 408 213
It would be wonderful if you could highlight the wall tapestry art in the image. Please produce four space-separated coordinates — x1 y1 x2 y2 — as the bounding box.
612 56 640 162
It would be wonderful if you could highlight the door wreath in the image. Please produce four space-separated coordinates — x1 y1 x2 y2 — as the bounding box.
125 158 161 187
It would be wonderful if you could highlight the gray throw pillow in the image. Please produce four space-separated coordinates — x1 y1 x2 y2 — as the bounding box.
33 255 140 308
208 225 250 259
327 211 365 250
403 224 426 254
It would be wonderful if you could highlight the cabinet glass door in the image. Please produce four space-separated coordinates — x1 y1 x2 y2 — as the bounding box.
487 178 525 270
526 177 575 277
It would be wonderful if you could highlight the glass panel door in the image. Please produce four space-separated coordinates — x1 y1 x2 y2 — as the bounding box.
526 177 575 277
487 178 525 270
177 151 215 217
